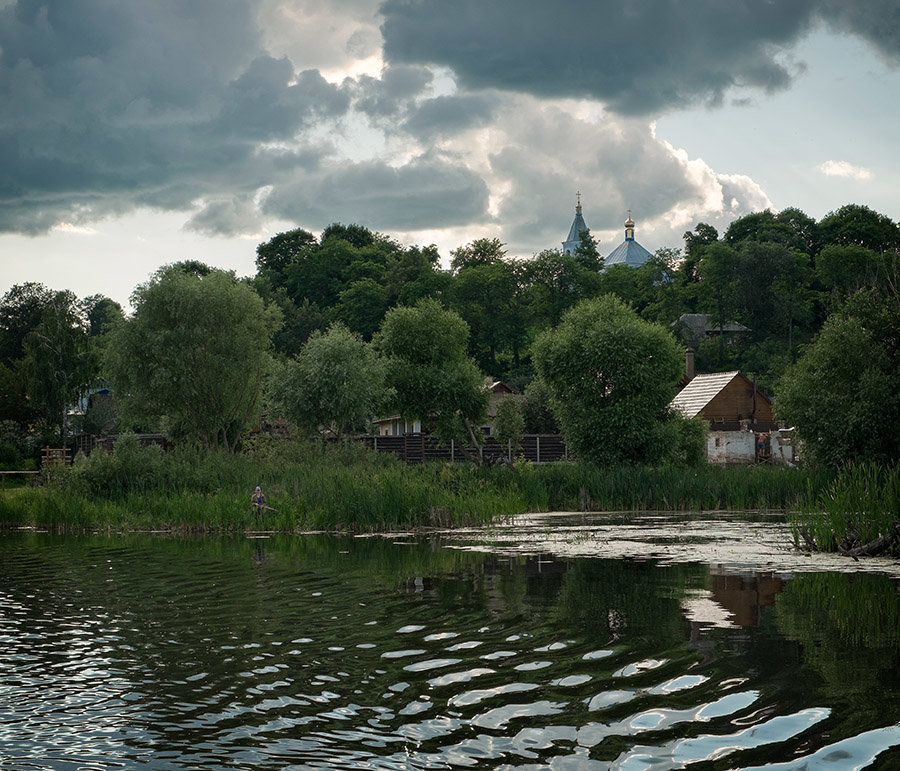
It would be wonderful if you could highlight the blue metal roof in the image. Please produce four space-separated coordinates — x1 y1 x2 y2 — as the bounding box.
605 238 652 268
563 207 588 254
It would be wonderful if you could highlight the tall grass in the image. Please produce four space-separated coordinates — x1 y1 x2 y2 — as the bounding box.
0 433 826 533
516 462 826 513
789 462 900 554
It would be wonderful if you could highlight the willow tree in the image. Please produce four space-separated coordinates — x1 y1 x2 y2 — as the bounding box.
269 323 390 439
22 290 94 444
107 264 280 450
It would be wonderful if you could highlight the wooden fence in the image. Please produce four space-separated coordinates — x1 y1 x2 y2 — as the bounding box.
359 433 568 465
0 470 40 489
71 433 169 456
64 431 567 466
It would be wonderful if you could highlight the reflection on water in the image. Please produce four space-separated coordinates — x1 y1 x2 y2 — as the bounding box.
1 530 899 769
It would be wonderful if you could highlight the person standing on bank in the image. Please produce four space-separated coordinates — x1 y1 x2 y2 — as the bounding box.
251 486 266 519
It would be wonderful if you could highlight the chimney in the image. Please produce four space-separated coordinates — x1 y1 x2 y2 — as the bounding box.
685 349 695 381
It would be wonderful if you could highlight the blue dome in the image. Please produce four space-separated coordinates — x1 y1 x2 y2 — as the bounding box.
604 212 651 268
605 239 652 268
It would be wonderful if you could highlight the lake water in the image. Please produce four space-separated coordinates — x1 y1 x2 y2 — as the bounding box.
2 515 900 769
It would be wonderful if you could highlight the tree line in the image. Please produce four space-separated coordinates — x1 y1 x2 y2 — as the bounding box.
1 203 898 469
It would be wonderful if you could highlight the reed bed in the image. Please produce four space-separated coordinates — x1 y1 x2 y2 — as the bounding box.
789 462 900 555
517 462 827 513
0 434 826 533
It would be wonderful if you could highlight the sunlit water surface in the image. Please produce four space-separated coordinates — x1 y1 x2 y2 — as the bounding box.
1 525 899 770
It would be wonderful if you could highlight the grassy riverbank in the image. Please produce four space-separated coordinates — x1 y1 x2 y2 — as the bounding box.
0 434 829 534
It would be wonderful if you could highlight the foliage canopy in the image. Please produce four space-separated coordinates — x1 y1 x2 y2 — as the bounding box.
533 295 690 466
269 323 390 438
377 299 488 444
107 265 280 451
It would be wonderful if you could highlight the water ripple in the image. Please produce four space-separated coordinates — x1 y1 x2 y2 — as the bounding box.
2 533 898 769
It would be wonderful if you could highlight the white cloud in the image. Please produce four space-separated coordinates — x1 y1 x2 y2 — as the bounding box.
818 160 872 180
50 223 99 236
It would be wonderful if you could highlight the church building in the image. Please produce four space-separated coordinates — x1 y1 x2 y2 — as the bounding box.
562 198 653 269
562 194 588 256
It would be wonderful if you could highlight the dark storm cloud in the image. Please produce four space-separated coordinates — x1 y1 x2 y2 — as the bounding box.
184 195 266 238
263 153 490 230
353 63 433 118
380 0 824 114
217 59 350 140
818 0 900 64
402 94 497 140
0 0 350 234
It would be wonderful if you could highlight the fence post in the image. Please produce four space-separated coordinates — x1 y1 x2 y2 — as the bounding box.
451 439 455 462
536 435 541 464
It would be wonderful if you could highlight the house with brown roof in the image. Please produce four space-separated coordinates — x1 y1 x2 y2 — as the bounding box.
670 370 794 465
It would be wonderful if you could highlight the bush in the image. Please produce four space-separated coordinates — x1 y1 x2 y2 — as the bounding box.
67 433 165 497
0 440 20 469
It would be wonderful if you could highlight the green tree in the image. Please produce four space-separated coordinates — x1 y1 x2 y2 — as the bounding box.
636 248 683 325
815 244 885 305
0 283 61 429
251 282 327 357
694 242 738 366
107 266 280 451
532 295 685 466
776 207 820 255
724 209 817 254
0 362 32 425
21 291 95 444
451 260 525 376
682 222 719 260
80 295 125 337
777 287 900 467
520 378 559 434
523 249 602 328
574 228 603 271
255 228 317 283
817 204 900 254
0 282 56 366
333 278 390 341
385 244 450 306
449 237 506 273
269 323 389 439
321 222 382 249
376 299 488 445
284 235 357 310
492 395 525 452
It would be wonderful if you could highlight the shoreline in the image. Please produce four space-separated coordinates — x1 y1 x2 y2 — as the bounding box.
6 510 898 578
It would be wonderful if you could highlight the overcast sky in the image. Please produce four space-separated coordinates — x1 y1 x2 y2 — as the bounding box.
2 0 899 309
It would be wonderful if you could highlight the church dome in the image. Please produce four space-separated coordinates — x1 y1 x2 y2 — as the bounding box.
605 211 651 269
